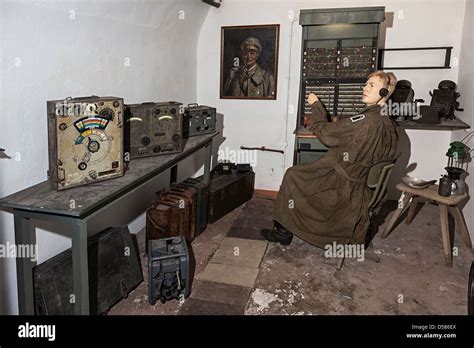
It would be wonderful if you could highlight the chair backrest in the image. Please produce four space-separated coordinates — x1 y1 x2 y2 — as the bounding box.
366 158 397 211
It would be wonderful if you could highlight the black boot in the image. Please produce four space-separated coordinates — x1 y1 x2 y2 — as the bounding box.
261 222 293 245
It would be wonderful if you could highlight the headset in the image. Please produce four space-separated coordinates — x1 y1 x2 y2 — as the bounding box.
376 74 393 104
374 87 389 106
379 87 389 98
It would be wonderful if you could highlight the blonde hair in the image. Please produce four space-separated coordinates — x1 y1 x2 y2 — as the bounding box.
368 70 397 98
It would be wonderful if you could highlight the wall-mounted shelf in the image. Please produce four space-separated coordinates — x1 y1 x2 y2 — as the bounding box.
378 46 453 70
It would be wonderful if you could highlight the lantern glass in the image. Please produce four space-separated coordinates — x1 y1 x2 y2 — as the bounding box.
446 141 469 171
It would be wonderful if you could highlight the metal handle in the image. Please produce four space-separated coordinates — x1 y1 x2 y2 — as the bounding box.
240 146 284 154
70 95 100 100
187 103 199 107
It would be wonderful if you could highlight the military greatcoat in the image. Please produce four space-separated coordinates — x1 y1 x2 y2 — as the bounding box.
272 101 399 248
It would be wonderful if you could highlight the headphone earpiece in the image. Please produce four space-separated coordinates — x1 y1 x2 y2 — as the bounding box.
379 88 389 97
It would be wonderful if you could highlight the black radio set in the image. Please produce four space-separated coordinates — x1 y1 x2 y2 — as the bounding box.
125 102 217 159
429 80 463 120
388 79 463 124
183 103 217 138
125 101 185 159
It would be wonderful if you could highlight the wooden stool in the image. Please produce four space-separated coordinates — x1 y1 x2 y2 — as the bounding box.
381 183 472 267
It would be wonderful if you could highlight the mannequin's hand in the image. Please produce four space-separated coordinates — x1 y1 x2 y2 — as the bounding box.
308 93 319 106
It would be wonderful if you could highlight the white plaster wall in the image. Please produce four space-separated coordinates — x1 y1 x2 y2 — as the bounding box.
452 0 474 242
0 0 209 314
196 0 466 194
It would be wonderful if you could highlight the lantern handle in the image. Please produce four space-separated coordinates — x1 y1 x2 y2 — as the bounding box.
460 130 474 144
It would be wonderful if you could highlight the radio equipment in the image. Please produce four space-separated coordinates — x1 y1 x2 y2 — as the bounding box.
47 96 125 190
390 80 414 104
125 101 184 159
148 236 191 305
417 105 441 125
429 80 463 120
183 103 216 137
296 7 385 165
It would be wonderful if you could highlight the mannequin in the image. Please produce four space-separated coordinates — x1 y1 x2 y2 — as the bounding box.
262 71 398 247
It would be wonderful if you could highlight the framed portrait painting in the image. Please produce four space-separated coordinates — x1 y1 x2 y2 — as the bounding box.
220 24 280 100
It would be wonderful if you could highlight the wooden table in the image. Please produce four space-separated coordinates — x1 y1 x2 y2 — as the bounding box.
0 132 218 315
381 183 472 267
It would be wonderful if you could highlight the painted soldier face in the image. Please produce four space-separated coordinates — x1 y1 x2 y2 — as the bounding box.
242 44 260 68
362 76 386 106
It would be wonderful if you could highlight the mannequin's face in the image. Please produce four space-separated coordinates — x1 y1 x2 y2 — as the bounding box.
362 76 386 106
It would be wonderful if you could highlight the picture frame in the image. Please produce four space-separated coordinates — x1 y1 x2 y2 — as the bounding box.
220 24 280 100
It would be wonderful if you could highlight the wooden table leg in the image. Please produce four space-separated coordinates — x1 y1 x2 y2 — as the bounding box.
439 204 452 267
381 192 414 239
448 206 472 250
405 196 420 225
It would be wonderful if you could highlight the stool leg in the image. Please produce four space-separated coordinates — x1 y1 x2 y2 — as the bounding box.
448 206 472 250
406 197 420 224
381 193 414 239
439 204 452 267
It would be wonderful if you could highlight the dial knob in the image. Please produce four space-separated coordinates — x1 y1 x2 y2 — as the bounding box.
78 162 87 171
153 145 161 153
88 140 100 153
142 136 151 146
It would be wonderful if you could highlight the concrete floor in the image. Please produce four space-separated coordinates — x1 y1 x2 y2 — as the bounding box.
109 196 473 315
